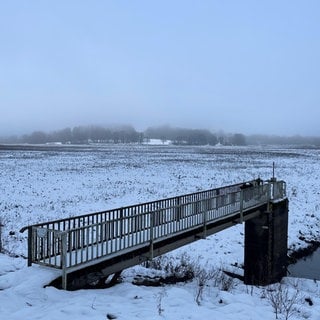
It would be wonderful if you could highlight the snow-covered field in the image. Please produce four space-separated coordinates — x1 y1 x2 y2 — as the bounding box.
0 144 320 319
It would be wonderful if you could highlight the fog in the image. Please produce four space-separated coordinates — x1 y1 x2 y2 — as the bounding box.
1 1 320 137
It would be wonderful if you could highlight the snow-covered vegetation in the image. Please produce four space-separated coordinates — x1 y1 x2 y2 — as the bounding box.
0 144 320 319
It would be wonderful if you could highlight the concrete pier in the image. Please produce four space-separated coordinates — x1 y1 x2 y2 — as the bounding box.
244 199 288 285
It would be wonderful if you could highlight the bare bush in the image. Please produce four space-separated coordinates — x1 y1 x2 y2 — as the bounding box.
266 283 302 320
143 253 195 281
155 288 167 316
143 255 167 270
193 264 218 305
193 263 234 305
144 254 234 306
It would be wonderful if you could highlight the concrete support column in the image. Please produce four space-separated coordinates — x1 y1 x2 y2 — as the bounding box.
244 199 288 285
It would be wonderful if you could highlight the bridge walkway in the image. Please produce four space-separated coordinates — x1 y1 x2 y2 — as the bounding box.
20 179 286 289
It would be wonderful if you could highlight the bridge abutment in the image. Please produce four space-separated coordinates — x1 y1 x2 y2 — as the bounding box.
244 199 288 285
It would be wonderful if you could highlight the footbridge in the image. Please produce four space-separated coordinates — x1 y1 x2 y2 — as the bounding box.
20 178 288 290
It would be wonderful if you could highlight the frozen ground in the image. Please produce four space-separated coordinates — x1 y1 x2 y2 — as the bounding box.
0 144 320 319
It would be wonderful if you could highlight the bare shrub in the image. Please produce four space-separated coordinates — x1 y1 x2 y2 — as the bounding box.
219 272 235 292
291 187 298 197
208 264 235 292
266 283 302 320
155 288 167 316
193 264 217 305
143 253 195 281
144 254 234 306
193 263 234 305
143 255 167 270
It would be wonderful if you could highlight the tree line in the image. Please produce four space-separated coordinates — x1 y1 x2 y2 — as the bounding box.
1 125 246 146
1 124 320 146
144 125 246 146
2 125 143 145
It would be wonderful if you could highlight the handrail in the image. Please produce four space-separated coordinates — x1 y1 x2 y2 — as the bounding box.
20 181 247 233
21 179 286 289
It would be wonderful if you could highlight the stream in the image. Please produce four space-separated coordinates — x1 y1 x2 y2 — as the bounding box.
288 247 320 280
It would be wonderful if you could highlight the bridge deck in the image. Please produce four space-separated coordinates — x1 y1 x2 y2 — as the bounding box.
21 179 286 289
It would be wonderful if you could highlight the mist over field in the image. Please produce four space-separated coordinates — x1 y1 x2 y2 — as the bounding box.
2 124 320 147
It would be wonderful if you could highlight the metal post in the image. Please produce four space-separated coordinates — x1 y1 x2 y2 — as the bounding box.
61 232 68 290
176 196 181 221
203 199 207 238
239 190 244 223
28 227 33 267
120 208 123 238
266 182 272 212
149 212 154 260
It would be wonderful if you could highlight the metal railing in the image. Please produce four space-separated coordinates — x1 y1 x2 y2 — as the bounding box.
21 179 286 288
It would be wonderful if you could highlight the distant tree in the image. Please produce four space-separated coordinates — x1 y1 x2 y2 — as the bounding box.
145 125 218 146
89 126 111 142
72 126 89 143
174 135 187 145
138 132 144 144
187 130 207 145
50 127 73 143
26 131 48 144
231 133 246 146
207 133 218 145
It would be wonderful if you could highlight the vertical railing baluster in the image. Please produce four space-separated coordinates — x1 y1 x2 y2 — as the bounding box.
96 223 99 258
91 225 94 260
120 208 123 249
74 230 78 265
240 190 244 223
149 210 154 260
54 231 58 267
203 199 207 238
47 230 52 266
61 232 67 290
28 227 33 266
84 225 88 258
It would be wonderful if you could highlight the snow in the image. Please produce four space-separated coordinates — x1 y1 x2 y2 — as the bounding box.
0 144 320 319
143 139 172 145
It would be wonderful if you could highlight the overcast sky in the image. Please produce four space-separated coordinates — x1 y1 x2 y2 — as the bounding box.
1 1 320 136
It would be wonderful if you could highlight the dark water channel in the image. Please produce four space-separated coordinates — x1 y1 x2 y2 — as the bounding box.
288 247 320 280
